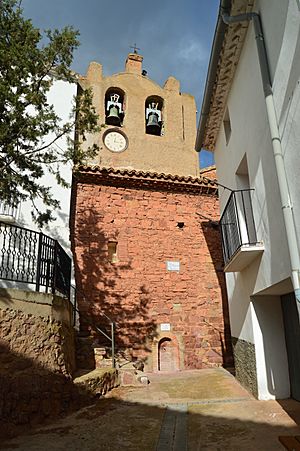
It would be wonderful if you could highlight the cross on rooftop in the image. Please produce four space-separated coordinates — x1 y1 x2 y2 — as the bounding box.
130 43 140 54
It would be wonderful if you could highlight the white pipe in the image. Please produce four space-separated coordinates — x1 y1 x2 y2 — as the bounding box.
222 11 300 302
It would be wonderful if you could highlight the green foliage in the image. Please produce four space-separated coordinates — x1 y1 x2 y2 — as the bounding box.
0 0 100 226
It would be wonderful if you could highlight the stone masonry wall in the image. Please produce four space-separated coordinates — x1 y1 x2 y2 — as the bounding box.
0 308 77 435
232 337 258 397
72 179 232 371
0 308 75 375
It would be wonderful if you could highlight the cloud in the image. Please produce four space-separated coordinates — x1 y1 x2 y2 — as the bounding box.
178 38 208 64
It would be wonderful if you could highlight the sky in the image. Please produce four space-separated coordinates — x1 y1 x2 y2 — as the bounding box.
22 0 219 168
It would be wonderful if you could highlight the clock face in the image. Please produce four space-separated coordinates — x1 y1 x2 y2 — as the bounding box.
103 130 128 153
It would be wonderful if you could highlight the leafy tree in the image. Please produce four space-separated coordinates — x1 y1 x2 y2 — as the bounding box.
0 0 99 226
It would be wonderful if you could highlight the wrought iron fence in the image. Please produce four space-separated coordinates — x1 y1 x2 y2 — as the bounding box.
0 222 71 298
220 189 258 265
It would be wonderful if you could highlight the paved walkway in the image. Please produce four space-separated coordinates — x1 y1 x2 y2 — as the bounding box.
3 368 300 450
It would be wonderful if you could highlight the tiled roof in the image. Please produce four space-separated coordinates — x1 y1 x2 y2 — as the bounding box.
75 165 218 195
200 165 216 174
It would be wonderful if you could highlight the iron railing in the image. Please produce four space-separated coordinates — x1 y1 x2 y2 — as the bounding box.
72 284 116 368
0 222 71 298
220 189 258 265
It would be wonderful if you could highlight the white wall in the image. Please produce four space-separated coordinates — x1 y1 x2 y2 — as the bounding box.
216 0 300 295
17 80 76 255
274 0 300 250
213 0 300 398
216 18 291 299
252 295 290 400
256 0 289 83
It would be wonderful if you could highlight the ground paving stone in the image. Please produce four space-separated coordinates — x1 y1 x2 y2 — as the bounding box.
2 368 300 450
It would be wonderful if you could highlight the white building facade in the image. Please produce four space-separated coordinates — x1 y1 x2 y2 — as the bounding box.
196 0 300 400
0 80 75 252
0 80 76 294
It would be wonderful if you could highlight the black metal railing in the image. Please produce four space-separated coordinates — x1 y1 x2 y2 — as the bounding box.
220 189 258 265
71 284 116 368
0 222 71 298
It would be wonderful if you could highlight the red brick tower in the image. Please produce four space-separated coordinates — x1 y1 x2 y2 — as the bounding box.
71 54 232 372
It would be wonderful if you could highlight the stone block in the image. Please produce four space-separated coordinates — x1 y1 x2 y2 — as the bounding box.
94 347 106 355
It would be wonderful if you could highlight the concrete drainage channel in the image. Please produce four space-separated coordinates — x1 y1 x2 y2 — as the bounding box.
155 398 252 451
156 404 188 451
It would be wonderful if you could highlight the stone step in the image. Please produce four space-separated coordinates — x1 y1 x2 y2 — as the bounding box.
94 356 135 369
75 330 139 372
74 368 119 397
76 336 93 344
96 358 113 368
119 368 149 386
75 335 95 370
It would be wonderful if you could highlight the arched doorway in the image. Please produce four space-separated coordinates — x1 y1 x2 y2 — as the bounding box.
158 337 179 372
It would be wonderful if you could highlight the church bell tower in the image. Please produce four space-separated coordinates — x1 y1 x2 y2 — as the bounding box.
72 53 231 374
78 52 199 176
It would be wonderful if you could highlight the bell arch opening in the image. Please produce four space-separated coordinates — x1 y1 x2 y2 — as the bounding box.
105 87 125 127
145 95 163 136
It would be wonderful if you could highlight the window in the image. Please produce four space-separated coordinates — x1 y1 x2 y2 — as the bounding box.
108 241 118 263
235 155 257 245
223 108 232 145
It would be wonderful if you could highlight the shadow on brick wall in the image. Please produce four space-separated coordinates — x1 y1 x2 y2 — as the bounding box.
71 207 158 365
200 220 234 368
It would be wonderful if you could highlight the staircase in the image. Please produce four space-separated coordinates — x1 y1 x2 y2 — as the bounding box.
75 326 148 386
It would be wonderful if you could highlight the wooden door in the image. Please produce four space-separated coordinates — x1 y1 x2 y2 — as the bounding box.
159 338 178 372
281 292 300 401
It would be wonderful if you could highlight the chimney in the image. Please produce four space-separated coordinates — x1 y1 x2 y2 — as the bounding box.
125 53 143 74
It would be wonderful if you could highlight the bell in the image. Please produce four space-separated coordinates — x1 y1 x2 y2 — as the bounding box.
106 106 121 126
146 112 161 135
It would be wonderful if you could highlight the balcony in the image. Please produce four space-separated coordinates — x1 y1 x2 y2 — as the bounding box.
220 189 264 272
0 221 71 298
0 201 19 223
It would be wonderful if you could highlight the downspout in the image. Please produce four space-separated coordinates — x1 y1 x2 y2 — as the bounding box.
222 11 300 302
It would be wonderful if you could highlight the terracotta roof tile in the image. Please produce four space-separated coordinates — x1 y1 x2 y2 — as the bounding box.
75 165 218 195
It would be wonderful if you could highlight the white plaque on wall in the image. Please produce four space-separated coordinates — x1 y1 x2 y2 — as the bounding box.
160 323 171 331
166 261 180 271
